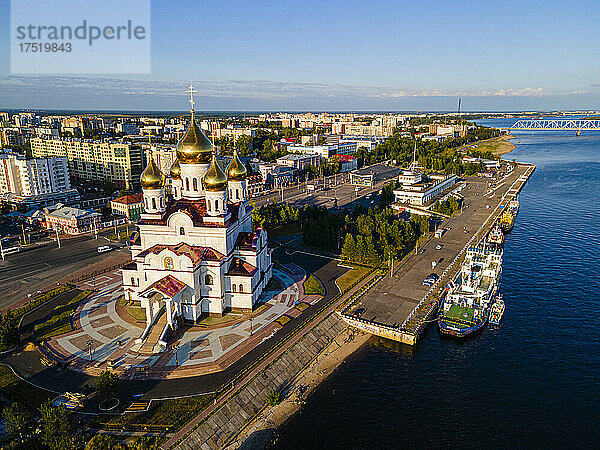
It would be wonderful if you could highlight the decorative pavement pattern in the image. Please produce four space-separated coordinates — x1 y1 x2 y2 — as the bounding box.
45 264 321 379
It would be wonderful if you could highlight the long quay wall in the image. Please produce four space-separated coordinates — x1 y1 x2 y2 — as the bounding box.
340 163 536 346
170 313 348 449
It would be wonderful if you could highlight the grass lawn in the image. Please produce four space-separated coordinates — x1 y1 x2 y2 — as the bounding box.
294 302 310 312
197 312 243 327
303 274 325 296
102 393 216 430
0 364 53 410
127 306 146 322
275 315 292 326
336 265 372 293
34 290 92 341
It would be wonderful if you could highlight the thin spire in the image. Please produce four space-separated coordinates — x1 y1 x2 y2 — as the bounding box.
186 83 197 113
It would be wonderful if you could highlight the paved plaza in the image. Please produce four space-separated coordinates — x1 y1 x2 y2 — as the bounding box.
44 264 322 379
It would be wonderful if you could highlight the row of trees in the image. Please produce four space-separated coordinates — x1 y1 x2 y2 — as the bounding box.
3 370 121 448
433 196 461 216
341 207 429 266
4 401 75 449
253 199 430 267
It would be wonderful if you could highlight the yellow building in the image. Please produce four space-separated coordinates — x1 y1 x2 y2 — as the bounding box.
31 137 143 189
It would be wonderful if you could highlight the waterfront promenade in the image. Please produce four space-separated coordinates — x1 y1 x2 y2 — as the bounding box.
341 162 535 344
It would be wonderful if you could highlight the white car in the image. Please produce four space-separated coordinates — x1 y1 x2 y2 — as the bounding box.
97 245 112 253
436 244 443 250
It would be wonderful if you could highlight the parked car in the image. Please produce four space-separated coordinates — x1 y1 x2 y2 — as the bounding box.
421 273 439 286
436 244 443 250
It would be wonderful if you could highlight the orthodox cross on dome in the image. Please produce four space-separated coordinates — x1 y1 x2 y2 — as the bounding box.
186 83 197 112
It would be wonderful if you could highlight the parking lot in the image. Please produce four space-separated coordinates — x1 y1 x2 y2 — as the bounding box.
348 163 529 327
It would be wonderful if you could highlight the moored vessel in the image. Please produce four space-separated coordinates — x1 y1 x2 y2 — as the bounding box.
438 239 503 338
489 294 505 325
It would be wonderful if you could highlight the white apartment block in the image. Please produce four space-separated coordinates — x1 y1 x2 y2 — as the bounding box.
0 152 71 197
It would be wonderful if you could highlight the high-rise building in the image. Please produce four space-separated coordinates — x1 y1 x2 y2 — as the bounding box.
31 137 143 189
0 151 78 206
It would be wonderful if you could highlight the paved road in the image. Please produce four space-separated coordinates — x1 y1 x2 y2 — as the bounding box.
0 228 130 310
350 164 529 327
252 167 396 211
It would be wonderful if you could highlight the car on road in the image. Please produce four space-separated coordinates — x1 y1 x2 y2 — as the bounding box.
421 273 439 286
436 244 443 250
97 245 112 253
419 248 425 254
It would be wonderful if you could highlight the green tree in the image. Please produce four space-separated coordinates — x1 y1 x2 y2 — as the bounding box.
266 390 282 406
95 370 120 401
39 402 74 450
4 403 35 443
85 434 127 450
0 309 19 349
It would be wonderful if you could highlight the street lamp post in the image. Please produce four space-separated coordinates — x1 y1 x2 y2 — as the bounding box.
0 236 4 261
174 344 179 367
250 317 253 336
86 340 94 361
55 228 61 248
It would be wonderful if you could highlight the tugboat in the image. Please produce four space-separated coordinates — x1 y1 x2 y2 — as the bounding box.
438 239 503 338
489 294 505 325
499 198 519 233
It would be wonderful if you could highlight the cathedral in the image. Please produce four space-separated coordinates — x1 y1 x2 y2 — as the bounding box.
121 89 272 349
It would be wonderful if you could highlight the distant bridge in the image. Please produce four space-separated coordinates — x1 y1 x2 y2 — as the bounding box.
502 119 600 134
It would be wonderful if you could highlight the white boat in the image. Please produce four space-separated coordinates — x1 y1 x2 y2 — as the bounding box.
489 295 505 325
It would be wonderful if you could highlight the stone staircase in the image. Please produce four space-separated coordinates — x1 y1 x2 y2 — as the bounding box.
139 309 168 354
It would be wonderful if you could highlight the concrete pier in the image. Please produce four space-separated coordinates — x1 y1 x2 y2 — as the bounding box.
340 162 536 345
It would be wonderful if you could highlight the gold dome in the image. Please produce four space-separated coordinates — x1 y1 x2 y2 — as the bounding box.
176 110 213 164
140 155 165 190
226 148 247 181
203 153 228 192
170 158 181 180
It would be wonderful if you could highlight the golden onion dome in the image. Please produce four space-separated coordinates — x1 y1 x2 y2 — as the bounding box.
140 154 165 190
176 110 213 164
226 149 248 181
203 153 228 192
169 158 181 180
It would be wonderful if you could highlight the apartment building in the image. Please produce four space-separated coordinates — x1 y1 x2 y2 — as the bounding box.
31 137 143 189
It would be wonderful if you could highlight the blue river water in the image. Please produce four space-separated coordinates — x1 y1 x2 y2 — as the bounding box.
274 119 600 449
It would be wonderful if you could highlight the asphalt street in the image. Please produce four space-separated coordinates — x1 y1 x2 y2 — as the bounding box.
0 227 130 310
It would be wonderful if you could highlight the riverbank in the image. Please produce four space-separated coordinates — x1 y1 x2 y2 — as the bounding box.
472 134 516 156
228 328 371 449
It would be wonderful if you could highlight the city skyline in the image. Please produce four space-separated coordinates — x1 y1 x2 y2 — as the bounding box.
1 0 600 110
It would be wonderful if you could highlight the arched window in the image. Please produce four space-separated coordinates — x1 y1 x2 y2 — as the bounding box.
164 257 174 270
215 199 219 211
205 274 213 285
179 226 185 236
232 284 237 292
144 197 148 208
207 199 211 211
236 189 240 200
185 177 189 190
193 178 198 191
152 197 156 209
130 277 135 286
239 284 244 293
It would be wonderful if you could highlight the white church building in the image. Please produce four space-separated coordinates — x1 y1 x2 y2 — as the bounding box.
121 88 272 352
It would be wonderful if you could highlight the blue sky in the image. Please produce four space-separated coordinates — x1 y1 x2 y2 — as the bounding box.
1 0 600 111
